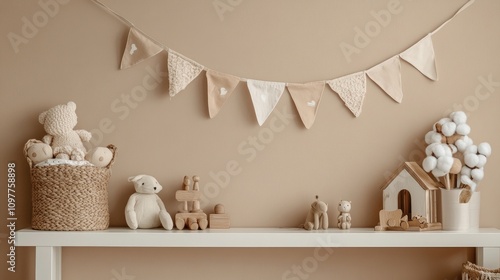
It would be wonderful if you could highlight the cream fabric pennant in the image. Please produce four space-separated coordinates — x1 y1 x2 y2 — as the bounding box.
327 71 366 117
400 34 438 81
120 27 164 70
206 69 240 118
168 50 204 97
287 82 325 129
247 79 286 126
366 56 403 103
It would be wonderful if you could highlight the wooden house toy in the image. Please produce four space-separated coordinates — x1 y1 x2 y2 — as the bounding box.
375 162 442 231
175 175 208 230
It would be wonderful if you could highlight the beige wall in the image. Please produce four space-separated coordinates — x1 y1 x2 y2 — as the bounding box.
1 0 499 279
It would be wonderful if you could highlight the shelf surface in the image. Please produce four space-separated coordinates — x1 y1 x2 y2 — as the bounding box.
16 227 500 248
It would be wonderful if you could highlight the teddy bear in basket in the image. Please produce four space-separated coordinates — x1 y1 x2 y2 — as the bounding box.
25 101 114 167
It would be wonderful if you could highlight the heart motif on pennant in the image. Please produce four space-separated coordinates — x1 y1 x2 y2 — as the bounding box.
129 43 138 55
307 100 316 107
219 87 228 96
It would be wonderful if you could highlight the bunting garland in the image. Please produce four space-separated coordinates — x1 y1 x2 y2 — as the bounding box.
120 27 164 70
168 50 204 97
206 69 240 118
366 56 403 103
92 0 476 128
327 72 366 117
247 80 286 126
287 82 325 129
399 34 438 81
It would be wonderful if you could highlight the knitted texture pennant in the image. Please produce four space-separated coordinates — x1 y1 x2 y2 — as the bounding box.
327 71 367 117
367 56 403 103
287 81 325 129
206 70 240 118
168 50 204 97
247 79 285 126
120 27 164 70
400 34 438 81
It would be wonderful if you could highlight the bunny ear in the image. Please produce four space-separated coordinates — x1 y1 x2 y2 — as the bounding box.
67 101 76 111
38 111 47 124
128 175 144 182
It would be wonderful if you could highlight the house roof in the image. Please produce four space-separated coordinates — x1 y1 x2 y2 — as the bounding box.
381 162 441 191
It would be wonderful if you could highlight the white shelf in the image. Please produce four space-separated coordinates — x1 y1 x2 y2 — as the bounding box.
16 227 500 248
16 227 500 280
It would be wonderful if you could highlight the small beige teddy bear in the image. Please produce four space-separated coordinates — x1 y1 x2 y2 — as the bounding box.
38 101 91 161
302 196 329 230
337 200 352 230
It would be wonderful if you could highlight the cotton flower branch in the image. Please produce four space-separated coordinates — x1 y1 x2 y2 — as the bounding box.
422 111 491 191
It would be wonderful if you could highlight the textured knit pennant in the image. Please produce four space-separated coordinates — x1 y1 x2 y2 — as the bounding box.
327 71 367 117
366 56 403 103
206 69 240 118
287 81 325 129
120 27 164 70
168 50 204 97
400 34 438 81
247 79 286 126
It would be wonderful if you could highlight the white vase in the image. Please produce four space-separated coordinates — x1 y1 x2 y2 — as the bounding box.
440 189 470 231
468 191 481 229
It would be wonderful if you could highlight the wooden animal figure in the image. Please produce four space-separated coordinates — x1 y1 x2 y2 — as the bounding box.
302 196 329 230
337 200 352 230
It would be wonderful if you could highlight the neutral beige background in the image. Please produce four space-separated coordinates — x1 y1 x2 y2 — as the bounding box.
1 0 499 279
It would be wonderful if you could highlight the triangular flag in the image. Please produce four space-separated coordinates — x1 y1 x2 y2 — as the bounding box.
287 82 325 129
120 27 164 70
366 56 403 103
247 79 286 126
400 34 438 81
206 70 240 118
326 71 366 117
168 50 204 97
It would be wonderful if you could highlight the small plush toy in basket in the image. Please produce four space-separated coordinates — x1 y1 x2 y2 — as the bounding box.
24 101 117 231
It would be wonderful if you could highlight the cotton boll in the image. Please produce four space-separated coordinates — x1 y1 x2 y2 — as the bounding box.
464 145 478 155
460 175 477 189
461 166 472 177
455 136 473 153
432 168 447 178
451 111 467 124
476 155 487 168
426 143 439 156
471 168 484 181
456 123 471 136
461 174 472 185
422 156 438 172
434 118 451 133
432 144 446 157
478 142 492 157
441 122 457 137
425 131 444 144
437 156 453 173
464 153 479 168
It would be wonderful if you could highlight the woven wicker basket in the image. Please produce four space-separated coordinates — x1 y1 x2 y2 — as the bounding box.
462 261 500 280
25 141 116 231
